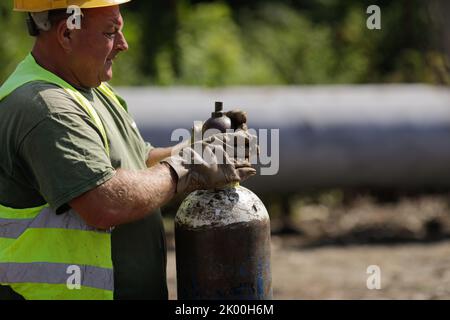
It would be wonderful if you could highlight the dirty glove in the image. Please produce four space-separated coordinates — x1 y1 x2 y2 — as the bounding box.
162 131 257 194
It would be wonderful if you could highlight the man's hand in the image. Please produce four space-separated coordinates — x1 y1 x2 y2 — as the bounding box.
147 109 251 168
162 130 257 194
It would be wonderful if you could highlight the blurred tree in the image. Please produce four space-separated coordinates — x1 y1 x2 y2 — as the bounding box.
124 0 178 84
0 0 447 86
177 3 240 85
426 0 450 84
0 2 33 84
238 3 337 84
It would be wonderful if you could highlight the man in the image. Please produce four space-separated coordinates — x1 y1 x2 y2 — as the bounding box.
0 0 256 300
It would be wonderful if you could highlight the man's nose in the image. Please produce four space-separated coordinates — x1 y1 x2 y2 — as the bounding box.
115 31 129 52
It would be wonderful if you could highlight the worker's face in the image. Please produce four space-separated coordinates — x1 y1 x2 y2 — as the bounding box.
68 6 128 88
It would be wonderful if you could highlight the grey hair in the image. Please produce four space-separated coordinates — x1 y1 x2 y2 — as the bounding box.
30 11 52 32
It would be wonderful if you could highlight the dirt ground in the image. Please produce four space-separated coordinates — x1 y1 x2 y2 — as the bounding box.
166 239 450 300
165 193 450 300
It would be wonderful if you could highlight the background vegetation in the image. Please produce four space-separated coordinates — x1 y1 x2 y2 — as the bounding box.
1 0 449 86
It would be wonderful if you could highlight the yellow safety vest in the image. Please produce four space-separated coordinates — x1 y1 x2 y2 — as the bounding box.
0 54 123 300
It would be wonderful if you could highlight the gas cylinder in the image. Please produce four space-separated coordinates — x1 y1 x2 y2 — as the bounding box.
202 101 232 136
174 102 272 300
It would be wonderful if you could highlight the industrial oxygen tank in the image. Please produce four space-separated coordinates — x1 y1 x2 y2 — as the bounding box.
175 102 272 300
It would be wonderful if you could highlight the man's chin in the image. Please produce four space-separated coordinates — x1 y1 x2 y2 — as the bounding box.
101 71 113 83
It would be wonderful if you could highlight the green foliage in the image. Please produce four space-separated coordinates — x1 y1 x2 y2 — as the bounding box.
0 0 447 86
176 3 244 86
153 2 283 86
238 3 337 84
0 3 33 84
331 5 372 83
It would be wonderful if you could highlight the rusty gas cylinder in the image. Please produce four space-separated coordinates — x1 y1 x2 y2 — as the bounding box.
175 186 272 300
175 102 272 300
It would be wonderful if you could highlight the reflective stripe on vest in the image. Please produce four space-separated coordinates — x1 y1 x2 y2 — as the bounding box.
0 204 113 299
0 54 123 300
0 53 126 156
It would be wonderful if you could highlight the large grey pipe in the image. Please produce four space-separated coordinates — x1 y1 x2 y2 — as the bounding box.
118 85 450 193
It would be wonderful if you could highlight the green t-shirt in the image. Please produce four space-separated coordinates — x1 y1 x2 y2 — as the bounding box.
0 81 168 300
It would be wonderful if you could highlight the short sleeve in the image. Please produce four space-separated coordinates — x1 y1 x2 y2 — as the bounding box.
144 141 155 157
19 111 116 212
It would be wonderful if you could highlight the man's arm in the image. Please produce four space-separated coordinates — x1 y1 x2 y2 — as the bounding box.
71 130 256 230
70 163 177 230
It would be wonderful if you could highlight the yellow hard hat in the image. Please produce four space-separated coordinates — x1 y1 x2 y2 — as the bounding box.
14 0 131 12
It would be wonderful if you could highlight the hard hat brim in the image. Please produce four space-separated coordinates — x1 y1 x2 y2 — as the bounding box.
14 0 132 12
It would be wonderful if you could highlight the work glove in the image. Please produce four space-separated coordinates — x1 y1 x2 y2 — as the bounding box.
162 130 257 194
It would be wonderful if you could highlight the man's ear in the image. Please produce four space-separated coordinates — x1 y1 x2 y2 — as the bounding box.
56 19 73 52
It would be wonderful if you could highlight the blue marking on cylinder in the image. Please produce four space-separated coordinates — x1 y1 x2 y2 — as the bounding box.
256 260 265 298
239 266 247 277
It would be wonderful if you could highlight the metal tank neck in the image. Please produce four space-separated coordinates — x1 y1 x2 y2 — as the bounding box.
212 101 224 117
202 101 232 135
